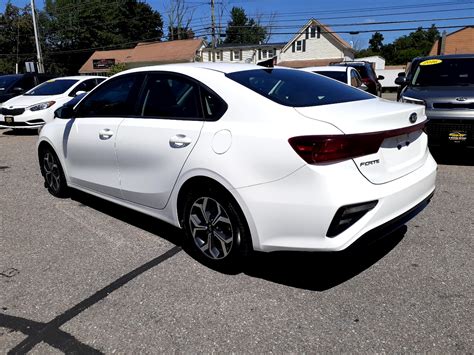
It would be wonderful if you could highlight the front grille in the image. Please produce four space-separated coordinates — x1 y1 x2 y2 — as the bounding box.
1 107 25 116
433 103 474 110
0 121 29 127
426 120 474 145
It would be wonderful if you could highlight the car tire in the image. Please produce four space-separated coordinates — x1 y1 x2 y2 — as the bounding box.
40 147 69 197
182 185 252 270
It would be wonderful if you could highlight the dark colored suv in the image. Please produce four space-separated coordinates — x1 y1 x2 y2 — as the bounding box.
395 54 474 147
330 61 384 96
0 73 54 104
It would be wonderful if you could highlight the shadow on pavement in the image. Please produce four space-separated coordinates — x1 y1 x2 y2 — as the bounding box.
1 129 38 136
243 226 407 291
430 146 474 166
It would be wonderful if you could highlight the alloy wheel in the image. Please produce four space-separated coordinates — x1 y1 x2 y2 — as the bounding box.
188 197 234 260
43 151 61 194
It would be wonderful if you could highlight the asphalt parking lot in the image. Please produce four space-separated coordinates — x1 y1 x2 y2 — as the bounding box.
0 128 473 353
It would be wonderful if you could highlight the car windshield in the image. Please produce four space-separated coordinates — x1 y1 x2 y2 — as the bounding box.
0 75 19 91
25 79 78 96
226 69 372 107
314 71 347 83
411 58 474 86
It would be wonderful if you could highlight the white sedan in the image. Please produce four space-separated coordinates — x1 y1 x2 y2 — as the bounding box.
301 66 368 90
0 76 105 130
37 63 436 269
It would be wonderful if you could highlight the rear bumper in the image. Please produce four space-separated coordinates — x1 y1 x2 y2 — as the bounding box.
237 153 437 252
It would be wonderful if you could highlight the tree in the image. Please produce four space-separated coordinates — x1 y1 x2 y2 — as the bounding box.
224 7 266 44
355 25 440 65
43 0 163 74
0 3 36 74
166 0 194 41
368 32 384 53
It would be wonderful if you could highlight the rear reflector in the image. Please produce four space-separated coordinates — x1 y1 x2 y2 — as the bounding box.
288 121 426 164
327 200 378 237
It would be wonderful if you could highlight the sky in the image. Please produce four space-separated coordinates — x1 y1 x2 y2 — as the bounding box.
6 0 474 49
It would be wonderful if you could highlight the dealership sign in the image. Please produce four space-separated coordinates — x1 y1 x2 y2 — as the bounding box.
93 59 116 69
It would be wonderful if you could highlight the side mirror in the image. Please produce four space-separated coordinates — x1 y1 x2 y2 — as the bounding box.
397 72 406 77
377 75 385 80
394 76 407 86
359 83 369 91
74 90 87 97
12 87 24 94
54 106 74 119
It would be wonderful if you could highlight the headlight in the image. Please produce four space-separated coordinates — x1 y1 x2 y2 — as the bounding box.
401 96 425 106
28 101 56 111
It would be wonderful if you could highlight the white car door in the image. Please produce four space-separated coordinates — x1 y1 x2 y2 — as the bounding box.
116 72 223 209
65 73 144 197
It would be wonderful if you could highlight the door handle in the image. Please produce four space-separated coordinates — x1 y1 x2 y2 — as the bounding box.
169 134 192 148
99 128 114 140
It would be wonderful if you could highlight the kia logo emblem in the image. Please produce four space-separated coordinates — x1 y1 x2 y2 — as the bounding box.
456 97 467 102
409 113 417 123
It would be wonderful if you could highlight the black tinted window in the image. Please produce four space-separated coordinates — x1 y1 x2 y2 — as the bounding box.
202 88 227 120
25 79 78 96
69 79 102 97
18 76 36 90
411 58 474 86
139 74 201 119
315 71 347 83
76 74 141 117
226 69 373 107
0 76 19 91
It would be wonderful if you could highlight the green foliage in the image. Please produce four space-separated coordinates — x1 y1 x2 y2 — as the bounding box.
0 2 36 74
0 0 164 75
107 62 127 76
43 0 163 74
356 25 440 65
224 7 266 44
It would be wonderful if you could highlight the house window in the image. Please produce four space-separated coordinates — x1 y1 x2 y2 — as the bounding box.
262 49 267 59
268 49 275 57
216 51 220 60
317 26 321 39
296 40 302 51
310 26 316 38
233 50 240 60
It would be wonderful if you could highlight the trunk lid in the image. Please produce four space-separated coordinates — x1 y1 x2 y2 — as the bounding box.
295 98 429 184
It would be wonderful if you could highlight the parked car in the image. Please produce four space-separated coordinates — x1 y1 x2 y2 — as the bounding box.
38 63 436 269
330 61 384 96
395 54 474 147
301 66 368 91
0 76 105 130
0 73 54 106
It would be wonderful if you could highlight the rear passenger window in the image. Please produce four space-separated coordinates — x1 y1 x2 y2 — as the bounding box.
202 89 228 120
139 74 201 119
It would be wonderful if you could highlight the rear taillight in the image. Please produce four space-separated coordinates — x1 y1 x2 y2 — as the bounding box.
288 121 426 164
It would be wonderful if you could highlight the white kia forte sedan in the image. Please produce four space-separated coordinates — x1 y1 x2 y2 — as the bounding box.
37 63 437 268
0 76 104 130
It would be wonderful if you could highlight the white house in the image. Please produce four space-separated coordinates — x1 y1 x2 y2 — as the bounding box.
202 18 355 67
202 43 285 65
277 19 355 67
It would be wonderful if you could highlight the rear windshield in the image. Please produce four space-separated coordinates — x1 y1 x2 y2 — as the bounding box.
314 71 347 83
0 75 19 91
411 58 474 86
226 69 372 107
25 79 78 96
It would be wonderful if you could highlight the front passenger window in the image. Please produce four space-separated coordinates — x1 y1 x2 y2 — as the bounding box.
76 74 142 117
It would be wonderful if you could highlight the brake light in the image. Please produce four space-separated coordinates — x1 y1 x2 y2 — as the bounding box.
361 78 371 84
288 121 426 164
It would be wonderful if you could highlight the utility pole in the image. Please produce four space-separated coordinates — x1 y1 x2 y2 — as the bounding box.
16 21 20 74
211 0 216 48
30 0 44 73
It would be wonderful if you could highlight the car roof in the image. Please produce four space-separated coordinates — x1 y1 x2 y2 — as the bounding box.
301 66 349 72
48 75 104 81
116 62 295 76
